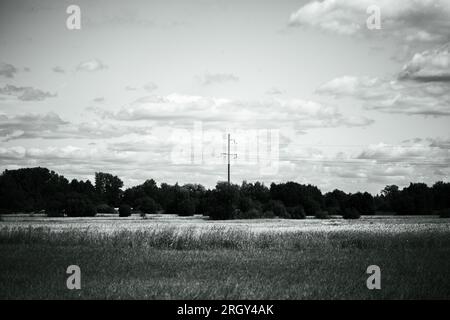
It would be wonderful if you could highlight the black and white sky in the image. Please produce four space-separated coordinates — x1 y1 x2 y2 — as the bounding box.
0 0 449 193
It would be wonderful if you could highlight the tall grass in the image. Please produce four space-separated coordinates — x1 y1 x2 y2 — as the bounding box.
1 226 448 251
1 225 450 299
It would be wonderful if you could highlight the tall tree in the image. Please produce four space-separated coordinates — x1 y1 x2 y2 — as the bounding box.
95 172 123 207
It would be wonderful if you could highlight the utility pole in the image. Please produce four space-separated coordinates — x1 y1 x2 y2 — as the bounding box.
222 133 237 185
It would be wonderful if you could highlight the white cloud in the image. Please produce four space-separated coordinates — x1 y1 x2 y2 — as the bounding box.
357 142 448 163
289 0 450 46
317 74 450 116
0 84 56 101
76 59 107 72
106 93 373 130
0 112 67 141
0 112 153 141
399 43 450 82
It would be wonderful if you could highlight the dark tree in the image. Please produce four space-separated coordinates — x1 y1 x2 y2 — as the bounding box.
119 204 132 217
135 196 159 214
95 172 123 207
65 192 96 217
345 192 375 215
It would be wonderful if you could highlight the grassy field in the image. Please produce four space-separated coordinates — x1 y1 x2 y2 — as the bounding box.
0 215 449 299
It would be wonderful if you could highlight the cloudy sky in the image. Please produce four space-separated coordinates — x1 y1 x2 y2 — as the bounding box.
0 0 449 193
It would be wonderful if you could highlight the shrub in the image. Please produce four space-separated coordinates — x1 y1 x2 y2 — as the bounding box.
243 208 262 219
262 210 276 218
96 203 115 214
287 205 306 219
326 207 342 216
439 209 450 218
65 195 96 217
315 210 329 219
342 207 361 219
136 196 158 215
238 196 262 213
265 200 289 218
119 204 132 217
233 208 273 219
206 205 230 220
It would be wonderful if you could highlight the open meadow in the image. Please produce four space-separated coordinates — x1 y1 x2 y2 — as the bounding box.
0 215 449 299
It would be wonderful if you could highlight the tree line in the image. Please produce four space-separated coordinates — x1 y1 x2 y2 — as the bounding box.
0 167 449 219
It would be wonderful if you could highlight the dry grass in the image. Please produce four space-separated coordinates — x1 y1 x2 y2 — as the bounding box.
0 216 449 299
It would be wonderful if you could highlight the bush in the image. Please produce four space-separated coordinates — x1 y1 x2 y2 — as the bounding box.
326 207 342 216
119 204 132 217
265 200 289 218
238 196 262 213
65 195 96 217
342 207 361 219
262 210 276 219
96 203 116 214
315 210 329 219
233 208 274 219
287 205 306 219
439 209 450 218
136 197 158 215
206 205 230 220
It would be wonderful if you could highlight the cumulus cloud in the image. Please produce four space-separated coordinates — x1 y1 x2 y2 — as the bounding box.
357 142 448 164
317 74 450 116
0 112 153 141
0 112 67 140
0 143 222 189
289 0 450 46
317 43 450 116
0 62 18 78
1 136 447 192
301 138 450 191
399 43 450 82
353 140 449 185
0 84 57 101
197 72 239 86
106 93 373 130
76 59 107 72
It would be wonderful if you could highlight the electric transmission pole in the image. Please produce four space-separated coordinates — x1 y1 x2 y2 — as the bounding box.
222 133 237 185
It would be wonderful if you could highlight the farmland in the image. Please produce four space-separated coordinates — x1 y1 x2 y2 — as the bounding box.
0 215 449 299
